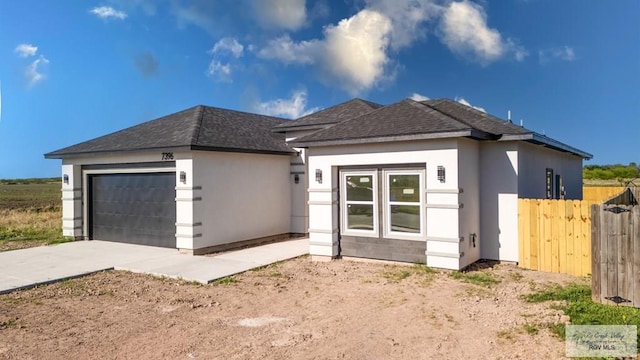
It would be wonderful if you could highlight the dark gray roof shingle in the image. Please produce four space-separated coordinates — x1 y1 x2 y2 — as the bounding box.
272 98 382 131
45 105 294 158
421 99 530 135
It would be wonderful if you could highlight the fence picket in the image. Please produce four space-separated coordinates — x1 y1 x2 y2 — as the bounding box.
580 201 592 276
573 201 583 276
566 200 575 275
558 200 567 275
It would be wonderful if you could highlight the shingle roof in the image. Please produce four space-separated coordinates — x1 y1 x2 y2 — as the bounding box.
45 105 294 158
422 99 531 135
288 98 592 159
289 99 501 145
272 98 382 131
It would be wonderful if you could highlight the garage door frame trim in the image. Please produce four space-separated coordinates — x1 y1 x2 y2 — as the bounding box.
82 166 177 240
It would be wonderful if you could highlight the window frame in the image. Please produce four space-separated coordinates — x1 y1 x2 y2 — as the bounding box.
340 170 379 238
383 169 425 240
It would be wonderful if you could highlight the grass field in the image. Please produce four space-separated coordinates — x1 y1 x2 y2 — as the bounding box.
0 178 67 251
583 178 639 187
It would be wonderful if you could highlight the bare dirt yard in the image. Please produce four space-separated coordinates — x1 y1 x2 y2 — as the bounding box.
0 256 585 360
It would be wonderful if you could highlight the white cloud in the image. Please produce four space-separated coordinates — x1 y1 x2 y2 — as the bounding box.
439 0 525 64
25 55 49 86
365 0 442 50
539 46 576 64
211 38 244 58
14 44 38 58
90 6 128 20
410 92 430 101
257 9 392 95
257 35 319 65
255 90 319 119
456 97 486 113
253 0 307 30
322 10 392 94
206 61 232 82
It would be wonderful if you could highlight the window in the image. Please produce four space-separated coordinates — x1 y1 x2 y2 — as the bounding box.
555 174 563 199
546 168 554 199
342 172 378 236
384 170 424 238
340 168 425 240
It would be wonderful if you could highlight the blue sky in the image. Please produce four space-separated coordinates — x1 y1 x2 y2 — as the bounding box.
0 0 638 179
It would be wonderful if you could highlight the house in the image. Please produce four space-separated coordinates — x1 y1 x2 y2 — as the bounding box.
46 97 592 269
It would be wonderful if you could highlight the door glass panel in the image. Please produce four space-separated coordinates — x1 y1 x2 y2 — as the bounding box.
389 205 420 233
346 204 374 230
388 174 419 202
346 175 373 201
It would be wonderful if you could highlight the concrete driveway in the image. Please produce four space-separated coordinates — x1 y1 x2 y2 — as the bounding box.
0 239 309 294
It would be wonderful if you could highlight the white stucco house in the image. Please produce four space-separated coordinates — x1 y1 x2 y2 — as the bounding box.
46 97 591 269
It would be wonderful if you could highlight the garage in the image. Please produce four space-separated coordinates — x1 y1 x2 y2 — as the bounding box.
46 104 294 253
88 172 176 248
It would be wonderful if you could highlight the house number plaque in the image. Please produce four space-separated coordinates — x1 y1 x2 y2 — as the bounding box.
161 152 174 160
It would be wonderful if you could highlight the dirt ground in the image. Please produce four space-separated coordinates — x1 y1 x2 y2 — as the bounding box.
0 256 585 360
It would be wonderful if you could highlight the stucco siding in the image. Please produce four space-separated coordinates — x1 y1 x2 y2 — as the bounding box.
517 141 584 200
192 151 291 249
60 163 82 239
457 139 481 268
479 142 519 262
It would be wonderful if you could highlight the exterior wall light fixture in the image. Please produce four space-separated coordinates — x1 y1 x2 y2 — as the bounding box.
179 171 187 184
437 166 445 183
294 174 300 184
63 174 69 185
315 169 322 184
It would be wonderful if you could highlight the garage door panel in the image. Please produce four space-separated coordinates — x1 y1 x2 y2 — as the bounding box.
90 172 176 248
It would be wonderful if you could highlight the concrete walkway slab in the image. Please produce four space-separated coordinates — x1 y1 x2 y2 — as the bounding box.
0 239 308 294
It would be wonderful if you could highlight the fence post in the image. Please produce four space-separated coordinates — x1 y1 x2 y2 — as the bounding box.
591 204 601 303
633 206 640 308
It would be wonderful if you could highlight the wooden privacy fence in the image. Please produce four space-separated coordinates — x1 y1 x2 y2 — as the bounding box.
518 199 597 277
583 186 625 202
591 188 640 307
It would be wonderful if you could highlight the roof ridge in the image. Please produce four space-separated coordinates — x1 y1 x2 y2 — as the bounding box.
406 99 474 129
429 99 534 134
193 105 205 145
353 98 383 108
